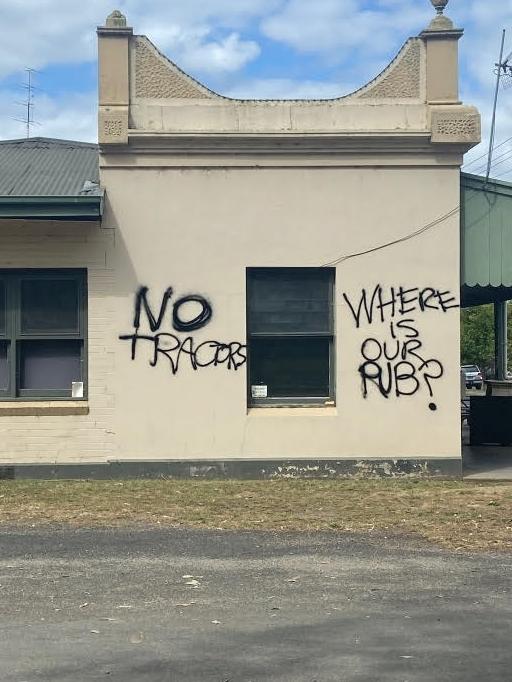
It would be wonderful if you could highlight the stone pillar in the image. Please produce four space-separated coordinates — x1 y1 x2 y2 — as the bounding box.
97 10 132 144
420 0 463 104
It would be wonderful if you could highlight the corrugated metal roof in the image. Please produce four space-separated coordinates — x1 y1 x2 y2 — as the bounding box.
0 137 101 197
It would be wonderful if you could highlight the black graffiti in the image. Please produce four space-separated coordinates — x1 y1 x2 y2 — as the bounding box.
343 284 455 408
172 295 212 332
120 286 246 374
119 332 247 374
343 284 459 328
358 331 444 401
133 286 212 333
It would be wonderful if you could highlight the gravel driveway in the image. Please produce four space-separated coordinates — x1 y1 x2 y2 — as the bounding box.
1 527 511 681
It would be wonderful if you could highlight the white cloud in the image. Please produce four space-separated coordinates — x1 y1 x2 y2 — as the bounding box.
129 0 282 29
0 0 274 80
261 0 430 61
462 86 512 179
225 77 350 99
0 1 102 78
181 32 260 73
456 0 512 177
0 0 511 150
142 25 260 75
0 89 96 143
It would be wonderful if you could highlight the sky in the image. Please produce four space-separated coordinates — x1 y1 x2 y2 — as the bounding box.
1 0 511 176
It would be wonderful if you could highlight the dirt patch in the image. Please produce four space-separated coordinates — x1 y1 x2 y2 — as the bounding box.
1 479 511 551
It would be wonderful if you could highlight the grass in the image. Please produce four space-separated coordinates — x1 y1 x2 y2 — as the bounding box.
1 479 512 552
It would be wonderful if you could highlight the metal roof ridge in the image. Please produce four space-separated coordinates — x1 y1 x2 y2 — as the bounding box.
0 137 98 149
461 171 512 189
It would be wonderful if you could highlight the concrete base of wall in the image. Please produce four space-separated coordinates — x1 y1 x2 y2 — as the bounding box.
0 458 462 480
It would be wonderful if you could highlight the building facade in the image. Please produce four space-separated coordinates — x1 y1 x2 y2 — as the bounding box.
0 2 480 477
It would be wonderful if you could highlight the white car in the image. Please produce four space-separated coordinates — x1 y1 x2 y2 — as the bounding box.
461 365 483 389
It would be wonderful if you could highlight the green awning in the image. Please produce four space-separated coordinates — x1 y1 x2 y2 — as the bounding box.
461 172 512 307
0 195 103 221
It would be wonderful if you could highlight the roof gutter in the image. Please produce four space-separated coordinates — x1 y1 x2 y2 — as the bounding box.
0 194 104 221
461 172 512 199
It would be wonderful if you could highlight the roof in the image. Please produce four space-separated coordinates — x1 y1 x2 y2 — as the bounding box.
0 137 100 196
461 172 512 307
0 138 102 221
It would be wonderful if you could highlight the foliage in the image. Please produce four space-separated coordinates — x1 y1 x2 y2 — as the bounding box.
460 303 512 375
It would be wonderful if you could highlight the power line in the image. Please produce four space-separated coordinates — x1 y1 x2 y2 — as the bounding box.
321 207 460 268
492 164 512 180
321 190 488 269
486 30 507 181
469 146 512 176
485 30 512 182
463 136 512 170
464 31 512 181
485 149 512 172
473 144 512 170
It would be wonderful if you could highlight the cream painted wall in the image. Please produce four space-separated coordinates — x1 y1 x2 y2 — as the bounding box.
101 161 461 461
0 162 461 464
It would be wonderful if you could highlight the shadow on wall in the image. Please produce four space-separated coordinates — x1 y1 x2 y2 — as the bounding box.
101 193 139 299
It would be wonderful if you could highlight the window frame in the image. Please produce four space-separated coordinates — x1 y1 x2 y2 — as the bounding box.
0 269 87 401
246 267 336 407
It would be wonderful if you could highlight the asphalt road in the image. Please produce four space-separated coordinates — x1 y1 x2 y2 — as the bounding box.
1 527 511 682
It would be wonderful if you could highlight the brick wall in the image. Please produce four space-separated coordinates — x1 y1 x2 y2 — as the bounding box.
0 221 116 463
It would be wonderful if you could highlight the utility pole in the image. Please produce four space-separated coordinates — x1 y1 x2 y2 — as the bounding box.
486 32 512 181
486 31 512 380
486 31 506 181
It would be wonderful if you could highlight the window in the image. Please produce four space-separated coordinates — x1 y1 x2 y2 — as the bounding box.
0 270 87 400
247 268 335 406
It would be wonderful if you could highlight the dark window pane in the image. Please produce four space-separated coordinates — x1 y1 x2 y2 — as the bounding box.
0 280 5 334
247 268 333 335
250 337 331 398
21 279 79 333
20 340 81 390
0 341 8 389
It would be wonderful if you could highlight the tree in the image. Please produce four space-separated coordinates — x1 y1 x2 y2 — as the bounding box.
461 303 512 376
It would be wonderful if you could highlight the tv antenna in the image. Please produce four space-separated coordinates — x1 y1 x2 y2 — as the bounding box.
486 30 512 181
13 68 40 138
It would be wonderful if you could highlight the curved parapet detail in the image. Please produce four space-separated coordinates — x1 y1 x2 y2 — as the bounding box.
130 35 424 104
132 36 223 100
350 39 423 101
97 4 479 149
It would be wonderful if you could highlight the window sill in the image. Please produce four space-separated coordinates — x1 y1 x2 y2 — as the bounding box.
247 406 337 417
0 401 89 416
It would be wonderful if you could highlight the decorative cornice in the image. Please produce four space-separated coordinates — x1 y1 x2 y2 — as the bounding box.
100 131 457 158
97 26 133 36
420 28 463 40
431 108 481 144
98 107 129 144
